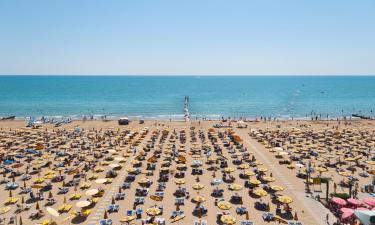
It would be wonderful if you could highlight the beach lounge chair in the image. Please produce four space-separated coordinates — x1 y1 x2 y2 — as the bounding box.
126 210 134 216
115 193 125 200
136 208 143 218
262 212 274 221
175 197 184 205
122 182 131 189
107 204 119 212
155 217 166 225
240 220 254 225
99 219 112 225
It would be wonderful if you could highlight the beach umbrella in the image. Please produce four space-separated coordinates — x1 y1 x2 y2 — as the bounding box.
76 201 91 208
224 167 235 173
120 215 136 223
244 171 255 176
258 167 268 172
271 185 285 192
249 179 261 185
253 188 268 197
316 167 328 173
19 216 23 225
262 176 276 182
220 215 236 224
9 190 12 197
46 207 59 217
138 177 150 185
211 178 223 185
363 198 375 207
229 184 243 191
21 196 25 204
339 171 351 177
63 196 66 204
104 210 108 219
217 201 232 210
48 191 53 199
146 207 161 216
278 196 293 204
193 195 206 204
36 201 40 210
192 183 204 190
239 164 249 170
95 178 107 184
348 198 362 207
174 179 186 185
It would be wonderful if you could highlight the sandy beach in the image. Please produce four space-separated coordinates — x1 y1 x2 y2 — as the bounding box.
0 119 374 225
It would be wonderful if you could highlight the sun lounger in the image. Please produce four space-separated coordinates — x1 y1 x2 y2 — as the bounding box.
127 210 134 216
107 204 119 212
240 220 254 225
115 193 125 200
99 219 112 225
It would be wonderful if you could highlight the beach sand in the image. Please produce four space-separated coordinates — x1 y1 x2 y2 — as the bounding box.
0 119 374 225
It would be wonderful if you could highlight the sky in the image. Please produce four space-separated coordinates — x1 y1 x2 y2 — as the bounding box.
0 0 374 75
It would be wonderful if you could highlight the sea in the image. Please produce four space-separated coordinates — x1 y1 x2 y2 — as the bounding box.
0 76 374 120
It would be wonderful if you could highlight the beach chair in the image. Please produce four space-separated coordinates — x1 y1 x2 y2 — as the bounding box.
122 182 131 189
115 192 125 200
107 204 119 212
99 219 112 225
126 210 134 216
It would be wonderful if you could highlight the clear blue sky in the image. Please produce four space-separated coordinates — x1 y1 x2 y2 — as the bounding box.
0 0 374 75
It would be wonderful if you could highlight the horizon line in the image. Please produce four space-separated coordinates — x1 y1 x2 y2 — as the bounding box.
1 74 375 77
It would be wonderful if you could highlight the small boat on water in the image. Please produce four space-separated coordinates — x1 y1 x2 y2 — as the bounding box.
0 116 15 120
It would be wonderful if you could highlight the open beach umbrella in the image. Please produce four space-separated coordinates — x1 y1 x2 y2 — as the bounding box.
218 201 232 210
239 164 250 170
120 215 136 223
262 176 276 182
46 207 60 217
138 177 150 185
271 185 285 191
220 215 236 224
174 179 186 185
192 183 204 190
244 171 255 176
229 184 243 191
249 179 261 185
331 197 346 206
363 198 375 208
95 178 107 184
348 198 362 207
85 189 99 196
253 188 268 197
76 201 91 208
146 207 161 216
278 196 293 204
224 167 235 173
193 195 206 204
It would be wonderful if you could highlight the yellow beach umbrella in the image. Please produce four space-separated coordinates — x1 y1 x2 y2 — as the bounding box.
271 185 285 191
192 195 206 203
221 215 236 224
253 188 268 197
192 183 205 190
229 184 243 191
146 207 161 216
278 195 293 204
217 201 232 210
249 179 261 185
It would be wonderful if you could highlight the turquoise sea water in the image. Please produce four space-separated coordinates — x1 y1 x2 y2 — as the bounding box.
0 76 374 120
